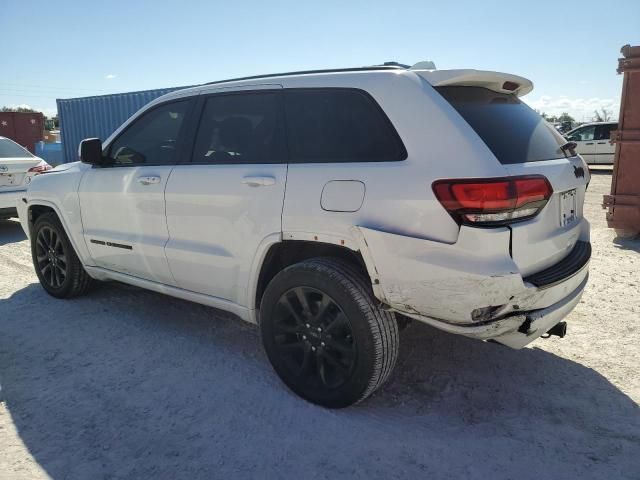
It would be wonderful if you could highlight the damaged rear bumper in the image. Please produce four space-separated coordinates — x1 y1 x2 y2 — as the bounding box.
401 274 587 349
352 223 590 349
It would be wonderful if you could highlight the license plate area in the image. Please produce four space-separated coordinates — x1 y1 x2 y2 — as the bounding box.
0 173 19 187
559 188 577 227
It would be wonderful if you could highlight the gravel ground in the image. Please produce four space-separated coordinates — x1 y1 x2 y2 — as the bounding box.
0 171 638 480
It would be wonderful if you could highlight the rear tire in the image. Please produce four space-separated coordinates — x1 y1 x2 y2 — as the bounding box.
31 212 93 298
260 257 399 408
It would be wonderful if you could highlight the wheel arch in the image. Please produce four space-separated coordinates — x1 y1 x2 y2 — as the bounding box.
26 200 92 268
253 239 371 312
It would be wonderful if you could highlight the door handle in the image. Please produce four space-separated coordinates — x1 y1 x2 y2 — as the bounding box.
242 176 276 187
137 175 161 185
585 142 594 145
597 142 607 144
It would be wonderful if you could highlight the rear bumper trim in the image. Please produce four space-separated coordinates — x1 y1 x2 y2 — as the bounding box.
0 189 25 211
523 241 591 289
401 274 588 349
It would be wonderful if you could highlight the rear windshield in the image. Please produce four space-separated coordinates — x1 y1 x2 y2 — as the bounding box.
0 138 33 158
436 86 565 164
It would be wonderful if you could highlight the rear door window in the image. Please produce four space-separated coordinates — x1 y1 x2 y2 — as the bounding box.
595 123 617 141
284 89 406 163
436 86 566 164
191 92 286 164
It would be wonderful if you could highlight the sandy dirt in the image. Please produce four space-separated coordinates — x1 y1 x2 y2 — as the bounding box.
0 171 638 479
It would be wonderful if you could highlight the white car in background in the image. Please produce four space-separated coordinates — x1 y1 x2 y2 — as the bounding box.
0 136 51 220
18 65 591 407
565 121 617 164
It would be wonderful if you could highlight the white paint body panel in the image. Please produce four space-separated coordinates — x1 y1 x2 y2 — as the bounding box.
78 166 176 284
594 140 616 164
19 68 590 349
164 163 287 306
565 122 617 164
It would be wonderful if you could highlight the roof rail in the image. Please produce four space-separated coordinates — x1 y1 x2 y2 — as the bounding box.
202 65 406 86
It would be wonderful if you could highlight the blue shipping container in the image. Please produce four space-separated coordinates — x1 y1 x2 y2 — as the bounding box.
35 141 64 166
57 86 190 163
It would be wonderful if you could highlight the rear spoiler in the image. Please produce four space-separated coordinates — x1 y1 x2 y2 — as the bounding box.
412 68 534 97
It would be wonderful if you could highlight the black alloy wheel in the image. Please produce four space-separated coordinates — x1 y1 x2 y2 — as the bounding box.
272 286 357 390
35 225 67 288
31 212 93 298
260 258 399 408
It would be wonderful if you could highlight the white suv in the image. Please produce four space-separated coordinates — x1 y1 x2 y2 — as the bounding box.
18 65 591 407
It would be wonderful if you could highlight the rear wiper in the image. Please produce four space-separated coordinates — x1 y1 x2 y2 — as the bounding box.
560 141 577 157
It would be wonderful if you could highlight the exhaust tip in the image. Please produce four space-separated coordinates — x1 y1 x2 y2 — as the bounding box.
546 321 567 339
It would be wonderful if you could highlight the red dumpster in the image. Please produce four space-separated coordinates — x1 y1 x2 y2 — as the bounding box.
603 45 640 237
0 111 44 154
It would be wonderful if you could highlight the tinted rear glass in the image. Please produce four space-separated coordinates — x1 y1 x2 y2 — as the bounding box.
0 138 33 158
595 123 617 141
284 89 406 163
436 87 565 164
192 92 286 164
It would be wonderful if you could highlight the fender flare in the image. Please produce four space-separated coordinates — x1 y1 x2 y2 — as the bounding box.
26 199 94 268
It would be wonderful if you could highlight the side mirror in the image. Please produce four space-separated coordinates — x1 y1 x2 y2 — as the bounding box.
79 138 105 165
566 134 580 142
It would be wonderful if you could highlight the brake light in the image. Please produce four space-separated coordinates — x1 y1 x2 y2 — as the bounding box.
432 175 553 226
502 81 519 91
27 162 52 174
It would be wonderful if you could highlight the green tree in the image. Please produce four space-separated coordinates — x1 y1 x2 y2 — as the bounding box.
593 108 611 122
557 112 575 124
1 106 40 113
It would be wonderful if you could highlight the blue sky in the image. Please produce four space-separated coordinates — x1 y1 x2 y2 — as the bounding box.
2 0 638 121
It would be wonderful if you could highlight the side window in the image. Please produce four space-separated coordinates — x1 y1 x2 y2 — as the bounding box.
284 89 406 163
572 125 595 142
191 92 286 164
108 100 189 166
595 123 617 141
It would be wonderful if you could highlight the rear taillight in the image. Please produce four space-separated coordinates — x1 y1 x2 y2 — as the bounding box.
432 175 553 226
28 162 52 174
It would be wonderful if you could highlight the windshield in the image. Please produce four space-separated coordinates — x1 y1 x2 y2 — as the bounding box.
436 86 566 164
0 138 34 158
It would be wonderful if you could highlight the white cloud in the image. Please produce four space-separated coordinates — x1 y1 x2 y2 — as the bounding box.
8 103 33 110
524 95 620 121
105 74 117 79
5 104 57 117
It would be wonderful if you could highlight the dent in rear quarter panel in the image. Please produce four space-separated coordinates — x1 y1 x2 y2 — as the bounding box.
352 225 524 323
26 162 93 266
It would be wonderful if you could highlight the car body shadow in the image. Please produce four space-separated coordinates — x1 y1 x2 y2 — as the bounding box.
588 166 614 175
613 235 640 252
1 282 638 479
0 218 27 246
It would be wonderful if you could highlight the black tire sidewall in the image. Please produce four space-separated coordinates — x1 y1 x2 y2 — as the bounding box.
32 214 78 298
260 260 382 408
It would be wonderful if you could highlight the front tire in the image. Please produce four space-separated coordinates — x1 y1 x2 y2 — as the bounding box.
31 212 93 298
260 257 399 408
